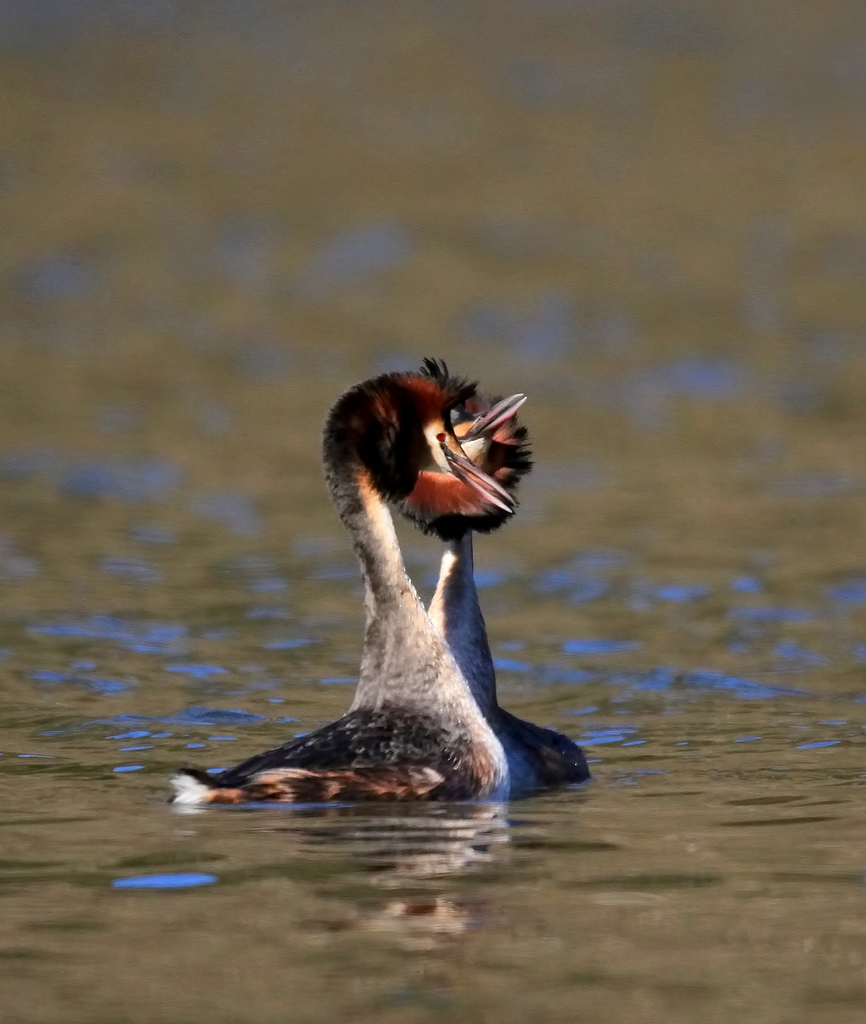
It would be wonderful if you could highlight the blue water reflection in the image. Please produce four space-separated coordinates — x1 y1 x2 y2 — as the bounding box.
164 665 228 678
112 873 218 889
826 578 866 604
731 576 763 593
101 556 161 584
31 616 188 655
17 252 99 302
605 667 807 701
296 222 413 298
728 607 814 622
63 459 182 502
189 492 262 536
1 453 183 502
85 707 270 731
655 585 711 602
463 292 576 361
31 670 131 695
128 524 177 545
774 643 828 668
563 640 640 654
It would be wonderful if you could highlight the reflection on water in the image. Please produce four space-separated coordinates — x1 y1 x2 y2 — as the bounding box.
258 803 511 881
3 1 866 1022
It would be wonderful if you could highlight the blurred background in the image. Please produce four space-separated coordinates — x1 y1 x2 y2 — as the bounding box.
3 1 866 580
3 3 866 1024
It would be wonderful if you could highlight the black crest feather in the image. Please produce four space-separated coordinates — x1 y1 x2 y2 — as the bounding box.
419 358 477 414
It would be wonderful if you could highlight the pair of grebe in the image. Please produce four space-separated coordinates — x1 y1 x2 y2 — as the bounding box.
171 360 589 806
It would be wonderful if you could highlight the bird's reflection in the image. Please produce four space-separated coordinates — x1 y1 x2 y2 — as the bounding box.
357 895 482 951
252 801 511 946
280 802 509 879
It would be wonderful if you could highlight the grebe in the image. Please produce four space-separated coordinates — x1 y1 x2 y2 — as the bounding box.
171 362 518 806
170 360 587 806
431 535 589 792
405 362 589 792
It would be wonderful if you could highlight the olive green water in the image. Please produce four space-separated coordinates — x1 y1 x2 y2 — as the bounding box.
2 3 866 1022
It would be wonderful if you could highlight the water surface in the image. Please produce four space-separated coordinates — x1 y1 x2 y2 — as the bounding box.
2 3 866 1023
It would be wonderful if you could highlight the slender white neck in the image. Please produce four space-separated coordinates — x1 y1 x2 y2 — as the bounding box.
336 470 489 725
428 533 499 716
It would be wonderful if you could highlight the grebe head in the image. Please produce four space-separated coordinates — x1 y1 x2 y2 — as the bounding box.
323 359 522 525
397 358 532 541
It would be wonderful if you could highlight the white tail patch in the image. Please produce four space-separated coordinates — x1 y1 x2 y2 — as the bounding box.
414 767 444 788
170 771 213 806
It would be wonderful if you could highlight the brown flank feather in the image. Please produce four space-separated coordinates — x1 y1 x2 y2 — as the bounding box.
195 766 445 804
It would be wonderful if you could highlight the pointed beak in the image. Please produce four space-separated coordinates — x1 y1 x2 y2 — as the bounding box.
440 442 516 514
462 393 527 441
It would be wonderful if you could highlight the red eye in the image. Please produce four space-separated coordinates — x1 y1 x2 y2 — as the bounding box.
436 432 446 443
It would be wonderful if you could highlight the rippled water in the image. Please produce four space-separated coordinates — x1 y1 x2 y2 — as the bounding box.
3 3 866 1022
